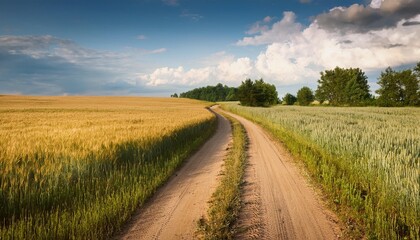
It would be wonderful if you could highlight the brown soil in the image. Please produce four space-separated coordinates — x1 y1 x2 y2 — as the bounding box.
117 108 231 240
221 108 342 240
118 106 342 240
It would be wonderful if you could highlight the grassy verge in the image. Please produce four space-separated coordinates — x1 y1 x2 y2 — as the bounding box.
220 104 420 239
197 112 247 240
220 104 366 238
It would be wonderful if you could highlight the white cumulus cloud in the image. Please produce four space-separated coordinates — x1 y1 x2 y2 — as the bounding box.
232 7 420 85
141 66 211 86
140 54 253 87
142 1 420 90
370 0 384 9
237 12 302 46
217 57 253 82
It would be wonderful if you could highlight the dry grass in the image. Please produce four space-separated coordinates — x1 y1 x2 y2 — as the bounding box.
0 95 216 239
198 112 247 239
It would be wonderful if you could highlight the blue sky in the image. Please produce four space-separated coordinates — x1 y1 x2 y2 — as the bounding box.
1 0 419 96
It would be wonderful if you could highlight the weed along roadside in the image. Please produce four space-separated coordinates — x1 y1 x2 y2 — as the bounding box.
197 107 247 239
221 103 420 239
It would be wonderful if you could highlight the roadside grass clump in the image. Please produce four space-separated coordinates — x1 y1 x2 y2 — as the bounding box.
0 96 216 239
198 111 247 240
221 103 419 240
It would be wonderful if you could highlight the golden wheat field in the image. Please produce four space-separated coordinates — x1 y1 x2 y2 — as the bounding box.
0 95 216 239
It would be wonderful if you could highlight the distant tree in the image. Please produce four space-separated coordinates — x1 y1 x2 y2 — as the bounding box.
297 86 314 106
414 62 420 77
376 67 400 106
213 83 227 102
399 70 419 106
412 62 420 106
179 83 238 102
282 93 297 105
316 67 370 105
238 79 278 107
226 88 238 101
238 79 255 106
170 93 178 98
376 66 420 106
253 79 278 106
344 75 371 105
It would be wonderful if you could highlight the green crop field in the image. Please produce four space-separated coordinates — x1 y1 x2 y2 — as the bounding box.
221 103 419 239
0 96 215 239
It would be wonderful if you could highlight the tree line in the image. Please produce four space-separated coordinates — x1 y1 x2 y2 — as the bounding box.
237 79 278 107
174 83 238 102
173 79 278 107
283 62 420 106
174 62 419 107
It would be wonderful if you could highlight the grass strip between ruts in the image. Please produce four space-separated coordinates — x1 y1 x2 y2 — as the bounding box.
197 111 248 240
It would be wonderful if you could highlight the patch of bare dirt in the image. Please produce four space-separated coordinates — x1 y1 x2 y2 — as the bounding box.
222 109 342 240
118 109 231 240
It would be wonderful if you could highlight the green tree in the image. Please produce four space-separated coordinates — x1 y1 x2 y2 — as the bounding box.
297 86 314 106
253 79 278 106
316 67 370 105
226 88 238 101
214 83 226 102
344 75 371 105
238 79 255 106
179 84 238 102
411 62 420 106
376 67 399 106
282 93 297 105
376 66 419 106
414 62 420 77
238 79 278 107
170 93 178 98
399 70 419 106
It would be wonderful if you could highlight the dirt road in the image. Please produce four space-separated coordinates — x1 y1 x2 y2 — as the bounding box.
119 109 231 240
221 109 341 240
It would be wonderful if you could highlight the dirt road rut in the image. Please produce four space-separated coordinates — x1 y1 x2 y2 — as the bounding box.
222 109 341 240
119 109 231 240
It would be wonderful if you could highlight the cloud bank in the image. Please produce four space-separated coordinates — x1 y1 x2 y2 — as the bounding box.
141 0 420 89
140 54 253 87
316 0 420 33
0 35 166 95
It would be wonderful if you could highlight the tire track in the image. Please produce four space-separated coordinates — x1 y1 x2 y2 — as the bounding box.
222 109 342 240
117 108 231 240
